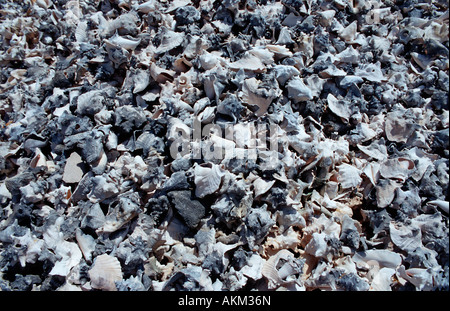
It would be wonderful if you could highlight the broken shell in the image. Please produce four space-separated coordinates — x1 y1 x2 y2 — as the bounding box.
286 77 313 102
62 152 84 184
194 163 225 198
0 0 447 293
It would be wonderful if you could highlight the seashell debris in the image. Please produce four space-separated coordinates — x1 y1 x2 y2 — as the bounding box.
0 0 448 292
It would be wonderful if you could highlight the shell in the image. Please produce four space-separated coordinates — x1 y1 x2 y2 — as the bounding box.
352 249 402 269
327 94 353 121
261 249 302 289
154 28 184 54
0 0 448 293
228 53 266 73
241 78 280 117
194 163 225 198
426 200 449 214
136 0 156 13
369 267 396 291
286 77 313 102
62 152 84 184
273 65 300 85
75 228 96 262
88 254 123 291
338 21 358 42
355 62 386 82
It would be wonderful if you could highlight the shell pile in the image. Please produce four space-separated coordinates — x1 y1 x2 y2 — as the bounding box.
0 0 448 291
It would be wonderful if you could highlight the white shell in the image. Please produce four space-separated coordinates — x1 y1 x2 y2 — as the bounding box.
352 249 402 269
76 228 96 262
286 77 313 102
426 200 449 214
44 219 83 277
155 28 184 54
228 53 266 73
261 249 300 289
241 78 280 116
337 163 362 189
63 152 84 184
327 94 353 121
389 222 422 252
355 62 386 82
136 0 156 13
107 34 141 51
338 21 357 42
194 163 225 198
88 254 123 291
369 267 396 291
253 177 275 198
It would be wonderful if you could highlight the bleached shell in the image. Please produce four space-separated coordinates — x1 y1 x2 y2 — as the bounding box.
253 177 276 198
164 0 193 13
358 138 388 161
369 267 396 291
194 163 225 198
75 228 96 262
241 78 280 116
248 47 275 65
75 21 88 43
327 94 353 121
335 46 360 64
276 27 295 45
318 10 336 27
198 52 220 71
403 147 436 181
30 148 47 169
379 158 414 182
319 64 347 78
193 97 211 115
263 227 303 255
397 266 434 291
240 254 264 281
389 222 422 252
197 106 215 124
338 21 357 42
132 69 150 93
99 190 142 233
203 73 225 100
375 179 401 208
304 232 329 259
286 77 313 102
86 175 120 203
167 117 191 142
62 152 84 184
136 0 157 13
155 28 184 54
265 44 293 58
88 254 123 291
150 63 176 84
106 34 141 51
384 110 416 143
261 249 298 289
228 53 266 73
352 249 402 269
362 162 381 186
426 200 449 214
49 241 83 277
355 62 386 82
336 163 362 189
273 65 300 85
